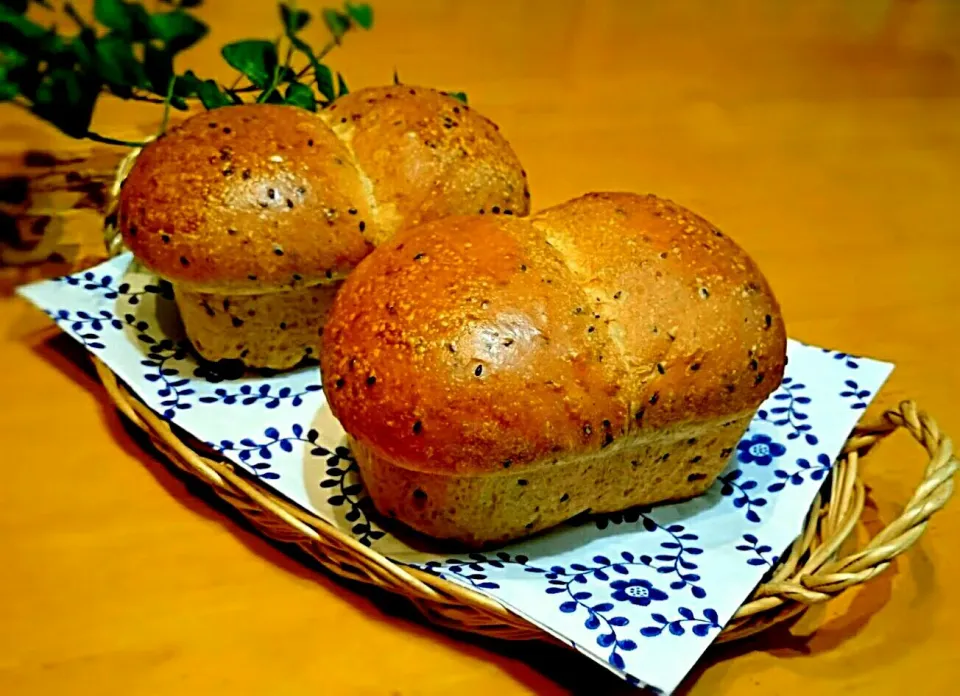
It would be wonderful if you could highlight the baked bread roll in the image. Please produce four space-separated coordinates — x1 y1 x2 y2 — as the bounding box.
117 86 529 369
320 192 787 547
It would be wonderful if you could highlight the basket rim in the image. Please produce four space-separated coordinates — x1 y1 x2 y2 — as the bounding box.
90 356 957 644
90 144 958 645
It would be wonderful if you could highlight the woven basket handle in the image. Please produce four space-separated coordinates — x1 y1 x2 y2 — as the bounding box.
815 401 954 587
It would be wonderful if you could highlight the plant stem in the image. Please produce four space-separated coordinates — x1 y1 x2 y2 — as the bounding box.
84 131 147 148
156 77 176 137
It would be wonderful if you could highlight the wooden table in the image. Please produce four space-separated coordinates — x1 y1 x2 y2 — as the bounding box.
2 1 959 693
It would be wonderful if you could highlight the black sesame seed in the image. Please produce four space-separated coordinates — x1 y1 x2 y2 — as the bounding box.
491 206 501 214
179 256 189 266
201 301 215 317
274 247 284 256
413 488 427 500
286 199 294 209
222 299 231 311
348 208 357 215
660 252 668 259
635 408 645 421
587 326 595 333
560 493 569 502
688 473 707 482
687 438 698 445
414 253 425 261
503 460 512 469
755 373 765 386
613 291 622 300
340 117 347 123
725 384 736 393
231 317 244 328
335 378 345 389
765 314 773 328
223 127 231 134
222 167 234 176
690 362 701 371
248 274 257 281
690 455 702 463
208 122 217 128
325 269 333 279
307 139 314 147
292 273 302 281
474 364 483 377
359 221 366 232
649 392 660 405
660 452 670 462
575 307 583 314
305 347 314 354
518 479 528 486
267 188 276 199
279 322 287 330
366 375 377 386
504 209 513 215
161 234 170 244
242 169 251 179
700 288 710 299
520 264 527 271
413 420 422 434
128 224 138 236
657 363 665 374
749 359 759 371
721 447 733 458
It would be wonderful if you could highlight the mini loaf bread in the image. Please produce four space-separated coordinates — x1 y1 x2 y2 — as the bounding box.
320 192 787 547
117 86 529 369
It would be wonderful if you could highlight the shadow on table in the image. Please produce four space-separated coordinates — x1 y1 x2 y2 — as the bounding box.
27 329 935 696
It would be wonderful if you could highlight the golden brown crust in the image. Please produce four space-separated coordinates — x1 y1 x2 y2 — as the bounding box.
320 193 787 476
118 87 530 295
322 86 530 240
119 104 374 293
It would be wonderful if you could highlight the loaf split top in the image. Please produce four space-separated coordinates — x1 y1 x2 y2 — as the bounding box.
321 192 787 475
117 86 529 294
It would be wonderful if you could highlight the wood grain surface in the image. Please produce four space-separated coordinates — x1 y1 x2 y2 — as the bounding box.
2 1 959 694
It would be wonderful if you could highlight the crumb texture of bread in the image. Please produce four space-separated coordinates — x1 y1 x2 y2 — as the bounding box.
117 87 529 369
321 192 787 543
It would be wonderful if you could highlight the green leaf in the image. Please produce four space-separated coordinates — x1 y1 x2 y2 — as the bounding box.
96 33 148 96
0 0 28 13
0 79 18 101
336 72 348 97
314 62 335 101
449 91 468 104
322 8 350 40
143 43 173 94
280 3 310 33
173 68 202 97
196 79 230 109
32 69 97 138
221 39 277 89
345 2 373 30
94 0 132 34
284 81 315 111
150 10 208 53
225 89 244 105
0 6 46 39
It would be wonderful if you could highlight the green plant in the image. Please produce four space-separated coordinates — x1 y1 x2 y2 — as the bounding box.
0 0 375 146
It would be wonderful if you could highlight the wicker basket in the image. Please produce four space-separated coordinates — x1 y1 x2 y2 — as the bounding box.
62 145 960 646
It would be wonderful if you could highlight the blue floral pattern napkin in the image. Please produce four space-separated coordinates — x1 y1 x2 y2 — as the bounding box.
17 253 892 694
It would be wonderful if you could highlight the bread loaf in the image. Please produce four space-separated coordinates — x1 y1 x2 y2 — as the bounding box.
118 86 529 369
320 192 787 547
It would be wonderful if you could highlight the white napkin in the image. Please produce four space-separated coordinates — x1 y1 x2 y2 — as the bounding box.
18 253 892 694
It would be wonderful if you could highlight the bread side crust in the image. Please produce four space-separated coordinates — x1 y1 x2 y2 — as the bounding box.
352 410 753 548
